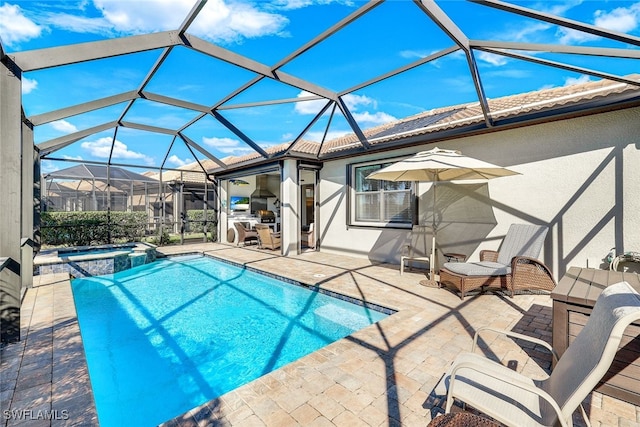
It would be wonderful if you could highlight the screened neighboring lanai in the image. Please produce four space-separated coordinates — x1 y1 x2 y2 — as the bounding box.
43 164 158 213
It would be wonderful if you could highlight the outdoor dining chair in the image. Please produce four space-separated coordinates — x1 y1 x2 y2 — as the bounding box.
234 222 259 246
439 223 555 299
441 281 640 427
255 224 281 250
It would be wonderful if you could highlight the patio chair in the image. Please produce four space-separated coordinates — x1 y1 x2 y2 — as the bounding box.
441 281 640 427
439 224 555 299
301 222 315 249
400 225 433 275
255 224 281 250
234 222 259 246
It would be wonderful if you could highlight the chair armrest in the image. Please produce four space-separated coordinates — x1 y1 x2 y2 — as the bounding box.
480 250 499 262
472 326 559 363
511 256 557 293
446 359 569 427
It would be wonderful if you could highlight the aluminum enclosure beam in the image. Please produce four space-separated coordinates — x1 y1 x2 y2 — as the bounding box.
477 48 640 88
414 0 492 127
12 31 183 72
141 91 211 113
473 0 640 48
120 121 177 135
218 95 324 111
37 121 118 156
336 97 370 150
183 34 338 101
28 91 139 126
178 133 228 170
341 45 460 96
472 40 640 60
211 111 270 158
270 0 383 71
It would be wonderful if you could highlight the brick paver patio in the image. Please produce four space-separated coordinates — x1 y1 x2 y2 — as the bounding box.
2 243 639 426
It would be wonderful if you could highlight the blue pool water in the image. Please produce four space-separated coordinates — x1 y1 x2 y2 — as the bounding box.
71 255 389 426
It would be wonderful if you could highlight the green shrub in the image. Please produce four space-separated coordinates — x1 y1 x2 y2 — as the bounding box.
40 211 147 246
186 209 217 241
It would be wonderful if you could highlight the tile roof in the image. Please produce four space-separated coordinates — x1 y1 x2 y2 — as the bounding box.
194 75 640 175
321 75 640 155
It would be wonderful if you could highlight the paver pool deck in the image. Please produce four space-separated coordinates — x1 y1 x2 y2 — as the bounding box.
2 242 639 426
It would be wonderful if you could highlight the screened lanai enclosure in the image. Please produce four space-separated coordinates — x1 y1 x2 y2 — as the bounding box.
3 0 640 345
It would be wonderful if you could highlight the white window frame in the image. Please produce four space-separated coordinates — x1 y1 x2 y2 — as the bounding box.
348 158 414 228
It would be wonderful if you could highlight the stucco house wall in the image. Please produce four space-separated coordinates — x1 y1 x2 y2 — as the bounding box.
318 106 640 280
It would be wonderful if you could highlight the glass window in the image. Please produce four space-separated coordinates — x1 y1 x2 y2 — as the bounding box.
350 161 413 227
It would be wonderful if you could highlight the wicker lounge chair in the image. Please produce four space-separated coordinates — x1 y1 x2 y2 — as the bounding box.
234 222 259 246
439 224 555 299
441 281 640 427
255 224 281 250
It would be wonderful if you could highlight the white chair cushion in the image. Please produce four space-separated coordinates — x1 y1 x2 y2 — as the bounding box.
442 261 511 277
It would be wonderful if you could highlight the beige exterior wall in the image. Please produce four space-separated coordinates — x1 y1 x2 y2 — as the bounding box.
318 106 640 279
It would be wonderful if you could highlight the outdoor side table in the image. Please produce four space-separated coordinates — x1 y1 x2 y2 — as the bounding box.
552 266 640 405
443 253 467 263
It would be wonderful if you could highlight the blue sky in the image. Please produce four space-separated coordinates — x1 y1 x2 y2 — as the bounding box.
1 0 639 174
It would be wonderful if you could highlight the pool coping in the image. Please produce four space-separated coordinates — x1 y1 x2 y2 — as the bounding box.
198 252 397 316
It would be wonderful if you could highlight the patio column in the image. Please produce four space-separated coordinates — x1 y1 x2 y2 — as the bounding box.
280 159 299 256
21 121 35 289
0 55 23 343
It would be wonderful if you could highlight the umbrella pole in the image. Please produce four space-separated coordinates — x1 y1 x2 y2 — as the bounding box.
420 178 440 288
430 179 437 281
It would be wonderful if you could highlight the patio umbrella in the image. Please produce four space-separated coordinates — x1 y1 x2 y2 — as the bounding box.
366 147 519 285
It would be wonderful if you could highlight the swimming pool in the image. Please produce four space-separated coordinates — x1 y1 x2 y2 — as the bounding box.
71 255 390 426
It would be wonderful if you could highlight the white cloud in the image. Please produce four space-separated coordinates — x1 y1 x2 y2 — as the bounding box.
22 77 38 94
557 27 599 44
477 51 508 67
92 0 191 33
45 12 112 35
399 49 433 59
63 154 83 161
304 129 352 142
509 22 552 42
80 137 154 164
50 120 78 133
294 92 330 115
202 136 254 155
558 3 640 44
167 155 192 167
352 111 396 126
294 91 395 127
594 3 640 33
87 0 288 42
0 4 43 47
342 93 374 111
535 0 584 16
563 74 592 86
538 74 592 91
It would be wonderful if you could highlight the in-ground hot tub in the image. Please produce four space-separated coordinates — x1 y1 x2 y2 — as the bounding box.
34 242 156 278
